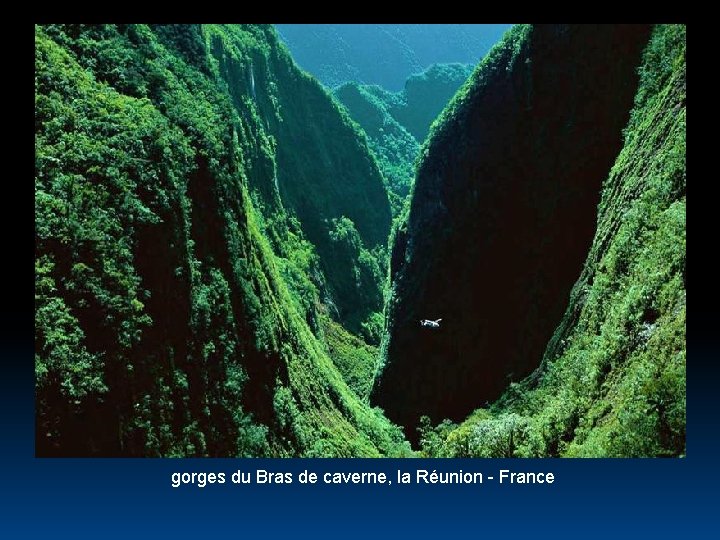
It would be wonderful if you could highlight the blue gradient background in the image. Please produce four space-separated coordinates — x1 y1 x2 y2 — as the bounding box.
1 339 713 537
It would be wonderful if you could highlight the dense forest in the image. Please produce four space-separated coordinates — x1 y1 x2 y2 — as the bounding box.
335 63 474 214
36 24 407 456
35 24 685 457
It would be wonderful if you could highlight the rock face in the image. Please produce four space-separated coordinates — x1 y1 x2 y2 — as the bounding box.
425 25 686 458
373 24 652 438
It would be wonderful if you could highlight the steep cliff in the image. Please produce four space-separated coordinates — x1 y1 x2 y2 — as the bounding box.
422 25 686 457
35 24 406 456
206 25 391 334
374 24 653 437
35 23 684 459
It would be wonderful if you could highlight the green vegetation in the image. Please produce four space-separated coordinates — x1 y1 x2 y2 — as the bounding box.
35 24 409 457
205 24 391 337
321 314 378 401
335 63 473 216
389 63 476 142
418 25 685 457
334 84 417 215
35 23 684 458
375 24 655 438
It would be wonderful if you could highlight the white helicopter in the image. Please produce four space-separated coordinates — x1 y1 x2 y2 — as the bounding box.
420 318 442 328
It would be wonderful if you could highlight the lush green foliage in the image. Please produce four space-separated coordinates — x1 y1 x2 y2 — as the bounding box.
421 25 531 156
204 24 391 336
326 217 386 341
36 23 684 459
321 315 378 401
334 63 474 217
35 24 409 457
334 83 418 215
420 25 686 457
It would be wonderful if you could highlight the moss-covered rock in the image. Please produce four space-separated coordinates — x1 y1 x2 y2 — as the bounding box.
417 25 686 457
35 24 408 457
375 24 654 440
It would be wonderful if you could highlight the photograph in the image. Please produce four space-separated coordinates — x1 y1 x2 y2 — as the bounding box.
35 23 686 458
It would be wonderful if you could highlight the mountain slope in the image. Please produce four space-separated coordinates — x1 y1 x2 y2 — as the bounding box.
423 25 686 457
373 24 653 438
334 83 419 214
334 63 474 215
389 63 475 142
35 24 407 457
207 25 391 335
